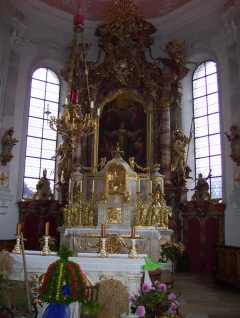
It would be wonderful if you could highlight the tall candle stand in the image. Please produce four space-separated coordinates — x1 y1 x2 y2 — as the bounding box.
128 238 139 259
40 235 51 256
12 235 22 254
98 237 108 258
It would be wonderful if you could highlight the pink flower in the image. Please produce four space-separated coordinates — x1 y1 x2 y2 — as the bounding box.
168 307 177 315
171 301 179 309
129 296 136 303
138 288 142 295
153 280 159 286
168 293 177 300
159 283 167 291
136 306 146 317
142 283 151 292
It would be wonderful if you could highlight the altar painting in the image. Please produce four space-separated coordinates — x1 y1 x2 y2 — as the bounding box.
98 93 147 169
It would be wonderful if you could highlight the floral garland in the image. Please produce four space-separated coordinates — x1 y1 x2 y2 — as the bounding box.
40 245 86 305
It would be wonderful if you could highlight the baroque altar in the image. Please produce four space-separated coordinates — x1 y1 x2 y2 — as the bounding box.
60 145 173 263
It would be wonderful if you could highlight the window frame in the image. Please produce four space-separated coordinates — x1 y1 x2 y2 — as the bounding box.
192 60 222 200
22 67 60 199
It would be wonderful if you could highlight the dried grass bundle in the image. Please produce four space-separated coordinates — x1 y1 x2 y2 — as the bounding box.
0 250 13 278
97 279 129 318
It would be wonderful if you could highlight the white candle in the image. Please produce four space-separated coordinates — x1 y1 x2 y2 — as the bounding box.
80 180 83 193
47 104 49 111
150 181 152 193
97 108 100 116
90 101 94 108
137 179 140 192
92 180 95 192
65 97 68 105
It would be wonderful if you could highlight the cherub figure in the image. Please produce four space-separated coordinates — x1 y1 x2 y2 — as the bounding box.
98 157 106 170
160 39 197 66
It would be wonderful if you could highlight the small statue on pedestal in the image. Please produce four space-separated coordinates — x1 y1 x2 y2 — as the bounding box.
1 127 19 166
224 123 240 154
191 171 212 201
32 169 54 200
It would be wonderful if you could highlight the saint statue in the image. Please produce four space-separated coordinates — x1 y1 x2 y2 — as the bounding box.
2 127 19 156
104 122 141 161
52 136 72 184
224 123 240 154
171 128 192 186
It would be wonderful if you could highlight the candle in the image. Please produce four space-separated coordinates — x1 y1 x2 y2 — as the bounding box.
16 223 21 236
65 97 68 105
101 224 106 238
137 179 140 192
97 108 100 116
47 104 49 112
45 222 49 236
68 178 72 192
150 181 152 193
90 101 94 108
92 180 95 192
131 226 136 238
80 180 83 193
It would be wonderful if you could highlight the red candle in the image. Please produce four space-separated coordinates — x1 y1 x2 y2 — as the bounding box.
74 10 84 26
131 226 136 238
45 222 49 236
101 224 106 238
16 223 21 236
71 89 79 103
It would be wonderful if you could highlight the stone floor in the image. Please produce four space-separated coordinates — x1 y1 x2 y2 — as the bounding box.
170 271 240 318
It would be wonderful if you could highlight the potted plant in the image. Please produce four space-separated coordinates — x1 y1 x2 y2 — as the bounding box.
130 280 183 317
159 241 185 275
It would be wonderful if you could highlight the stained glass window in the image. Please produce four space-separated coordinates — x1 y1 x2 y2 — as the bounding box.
193 61 222 199
23 68 60 198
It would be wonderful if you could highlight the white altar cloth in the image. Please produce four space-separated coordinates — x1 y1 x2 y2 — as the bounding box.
9 251 146 308
62 228 161 240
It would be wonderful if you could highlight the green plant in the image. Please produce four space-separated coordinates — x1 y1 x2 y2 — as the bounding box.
159 241 185 262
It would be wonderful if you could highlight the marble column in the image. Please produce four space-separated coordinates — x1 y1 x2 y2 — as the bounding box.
160 97 173 184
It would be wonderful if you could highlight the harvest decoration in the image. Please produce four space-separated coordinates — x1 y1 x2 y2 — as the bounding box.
40 245 86 305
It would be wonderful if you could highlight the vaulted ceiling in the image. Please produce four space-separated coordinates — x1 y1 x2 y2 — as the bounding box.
39 0 192 21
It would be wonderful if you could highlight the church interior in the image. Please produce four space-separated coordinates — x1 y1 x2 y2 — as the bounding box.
0 0 240 317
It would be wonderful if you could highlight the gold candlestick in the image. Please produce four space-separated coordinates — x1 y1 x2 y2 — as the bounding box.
40 235 51 256
128 238 139 259
12 235 22 254
98 237 108 258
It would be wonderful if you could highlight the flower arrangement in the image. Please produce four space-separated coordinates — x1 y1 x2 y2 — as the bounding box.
130 281 182 318
40 245 86 305
159 241 185 262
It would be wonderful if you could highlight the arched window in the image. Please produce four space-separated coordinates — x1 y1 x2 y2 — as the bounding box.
193 61 222 199
23 68 60 198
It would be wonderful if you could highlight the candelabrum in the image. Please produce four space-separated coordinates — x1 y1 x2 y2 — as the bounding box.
128 238 139 259
48 17 99 149
40 236 51 256
49 104 98 149
98 237 108 258
12 235 22 254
